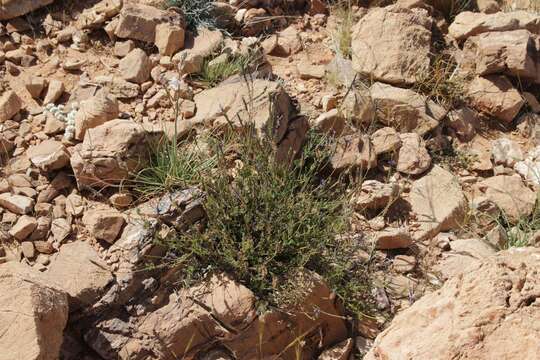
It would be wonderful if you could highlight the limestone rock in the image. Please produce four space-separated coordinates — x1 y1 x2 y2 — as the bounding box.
370 83 441 136
74 90 119 140
351 6 432 85
331 134 378 172
410 165 468 240
463 29 537 80
175 29 223 75
474 175 536 223
43 79 65 105
45 241 114 308
0 0 54 20
155 23 185 56
365 248 540 360
491 138 523 167
449 10 540 41
27 140 70 171
467 75 524 123
352 180 400 212
0 193 34 215
396 133 431 175
70 119 147 188
447 106 477 141
0 90 22 122
433 238 497 280
77 0 122 29
9 215 37 241
313 109 345 135
173 27 223 74
373 228 413 249
24 76 47 99
119 48 151 84
0 262 68 360
371 127 402 155
82 205 125 244
192 79 305 163
115 3 185 44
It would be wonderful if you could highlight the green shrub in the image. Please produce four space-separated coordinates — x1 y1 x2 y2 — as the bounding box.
134 137 216 199
145 125 374 315
195 53 253 88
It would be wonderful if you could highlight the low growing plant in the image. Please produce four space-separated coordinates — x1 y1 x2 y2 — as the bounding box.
147 124 374 315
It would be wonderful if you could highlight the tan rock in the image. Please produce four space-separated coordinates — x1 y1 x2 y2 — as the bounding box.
71 119 147 188
410 165 468 240
370 82 441 136
74 90 119 140
447 106 477 141
24 76 47 99
114 40 135 58
0 90 22 122
396 133 431 175
351 6 432 85
50 218 71 242
9 215 37 241
119 48 151 84
0 0 53 20
43 79 64 105
298 62 325 79
173 28 223 74
261 25 302 56
449 10 540 41
82 206 125 244
45 241 114 308
467 75 524 123
76 0 122 29
27 140 70 171
115 3 184 44
192 79 305 162
318 338 353 360
366 248 540 360
463 30 537 79
373 228 413 249
474 175 536 223
155 23 185 56
0 262 68 360
371 127 402 155
0 193 34 215
352 180 400 212
313 109 345 135
109 193 133 208
331 134 377 172
0 134 14 155
21 241 35 259
477 0 501 13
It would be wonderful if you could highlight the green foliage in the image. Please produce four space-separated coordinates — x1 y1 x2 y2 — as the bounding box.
144 125 373 315
498 195 540 248
134 137 216 199
195 53 253 88
166 0 217 31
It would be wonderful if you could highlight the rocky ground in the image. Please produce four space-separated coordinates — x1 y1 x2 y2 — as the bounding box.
1 0 540 359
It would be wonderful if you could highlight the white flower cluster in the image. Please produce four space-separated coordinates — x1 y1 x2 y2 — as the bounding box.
43 102 79 141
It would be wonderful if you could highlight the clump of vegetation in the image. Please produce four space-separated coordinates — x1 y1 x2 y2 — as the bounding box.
498 199 540 248
165 0 217 31
136 117 375 315
431 0 473 20
414 53 468 108
194 53 253 88
135 138 216 199
330 3 355 59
